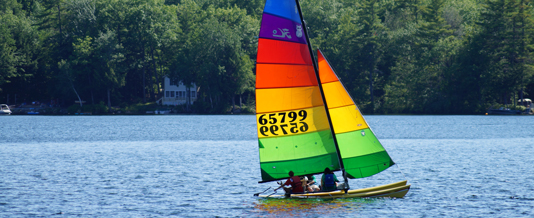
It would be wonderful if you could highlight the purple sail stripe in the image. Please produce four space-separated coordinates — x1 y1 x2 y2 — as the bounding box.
259 13 307 45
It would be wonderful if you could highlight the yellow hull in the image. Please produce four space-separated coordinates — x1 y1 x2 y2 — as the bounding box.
259 180 410 199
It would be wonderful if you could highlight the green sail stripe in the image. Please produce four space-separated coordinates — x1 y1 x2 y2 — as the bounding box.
258 128 339 182
335 128 387 159
334 128 394 178
342 151 394 179
260 153 340 182
258 129 337 163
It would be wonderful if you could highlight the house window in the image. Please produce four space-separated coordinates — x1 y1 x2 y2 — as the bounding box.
166 91 169 97
178 91 182 97
170 79 178 86
191 91 196 98
170 91 175 97
183 91 187 97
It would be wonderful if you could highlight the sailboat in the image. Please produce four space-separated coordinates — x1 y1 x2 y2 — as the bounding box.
254 0 410 198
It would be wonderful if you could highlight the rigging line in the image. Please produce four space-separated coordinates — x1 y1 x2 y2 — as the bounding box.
266 189 278 198
253 187 271 196
396 164 407 181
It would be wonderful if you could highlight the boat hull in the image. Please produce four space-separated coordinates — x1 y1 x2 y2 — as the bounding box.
259 180 410 199
0 104 11 115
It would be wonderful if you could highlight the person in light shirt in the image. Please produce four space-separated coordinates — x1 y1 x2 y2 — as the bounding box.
306 174 320 192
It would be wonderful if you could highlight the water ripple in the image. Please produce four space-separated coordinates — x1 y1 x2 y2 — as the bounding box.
0 115 533 217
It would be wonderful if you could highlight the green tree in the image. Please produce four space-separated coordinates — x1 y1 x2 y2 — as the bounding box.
0 0 39 92
119 0 179 103
0 13 18 90
168 2 255 112
385 0 456 114
474 0 534 107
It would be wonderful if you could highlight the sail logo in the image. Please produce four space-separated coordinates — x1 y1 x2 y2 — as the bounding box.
273 28 292 39
257 110 309 137
296 25 302 38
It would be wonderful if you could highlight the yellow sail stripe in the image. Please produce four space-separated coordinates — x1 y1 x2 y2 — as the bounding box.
322 81 354 109
329 105 368 134
256 106 330 138
256 86 324 114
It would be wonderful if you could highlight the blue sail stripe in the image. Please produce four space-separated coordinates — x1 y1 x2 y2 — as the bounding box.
263 0 301 23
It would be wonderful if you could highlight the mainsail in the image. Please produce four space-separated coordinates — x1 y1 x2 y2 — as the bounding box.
317 50 395 179
255 0 395 183
256 0 339 182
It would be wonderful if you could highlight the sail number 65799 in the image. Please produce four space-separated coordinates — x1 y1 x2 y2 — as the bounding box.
258 110 309 136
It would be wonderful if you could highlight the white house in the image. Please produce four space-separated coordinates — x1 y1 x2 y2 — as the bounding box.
158 77 198 106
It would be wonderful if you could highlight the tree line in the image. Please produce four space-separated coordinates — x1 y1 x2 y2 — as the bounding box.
1 0 533 114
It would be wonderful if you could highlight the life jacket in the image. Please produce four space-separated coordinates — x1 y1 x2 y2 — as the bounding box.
323 174 336 190
289 176 302 189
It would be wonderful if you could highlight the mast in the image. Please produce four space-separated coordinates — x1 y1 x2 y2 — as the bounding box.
294 0 350 191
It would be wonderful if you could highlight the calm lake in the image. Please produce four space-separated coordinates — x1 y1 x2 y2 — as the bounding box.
1 115 533 217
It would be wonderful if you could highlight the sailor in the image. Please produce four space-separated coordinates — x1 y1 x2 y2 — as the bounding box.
321 167 339 191
274 171 304 195
306 174 320 192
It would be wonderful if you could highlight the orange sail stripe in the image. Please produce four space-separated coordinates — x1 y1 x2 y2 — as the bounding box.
322 81 354 109
256 64 317 89
257 38 313 65
256 86 324 114
317 51 339 84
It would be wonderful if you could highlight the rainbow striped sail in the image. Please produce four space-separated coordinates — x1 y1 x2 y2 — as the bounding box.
256 0 339 182
255 0 394 183
317 50 395 179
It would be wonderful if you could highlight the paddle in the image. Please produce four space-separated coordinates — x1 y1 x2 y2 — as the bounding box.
253 187 271 196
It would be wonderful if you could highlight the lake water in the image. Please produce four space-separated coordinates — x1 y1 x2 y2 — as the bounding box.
1 115 533 217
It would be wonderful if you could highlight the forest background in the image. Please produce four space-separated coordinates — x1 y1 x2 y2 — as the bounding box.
1 0 534 114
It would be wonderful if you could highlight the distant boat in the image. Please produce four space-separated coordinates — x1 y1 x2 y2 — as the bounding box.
27 110 40 115
518 98 533 114
0 104 11 115
486 98 533 115
517 98 532 107
486 107 521 115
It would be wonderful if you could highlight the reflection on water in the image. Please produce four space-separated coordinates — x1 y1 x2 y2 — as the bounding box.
252 198 382 216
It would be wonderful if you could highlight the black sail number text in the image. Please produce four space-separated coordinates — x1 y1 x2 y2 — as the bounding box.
258 110 308 136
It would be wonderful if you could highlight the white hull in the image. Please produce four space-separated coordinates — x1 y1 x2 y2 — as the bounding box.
0 104 11 115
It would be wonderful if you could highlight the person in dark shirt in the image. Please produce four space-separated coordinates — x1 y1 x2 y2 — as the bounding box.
321 167 339 191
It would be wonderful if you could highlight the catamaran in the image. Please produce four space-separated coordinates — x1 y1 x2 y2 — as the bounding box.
254 0 410 198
